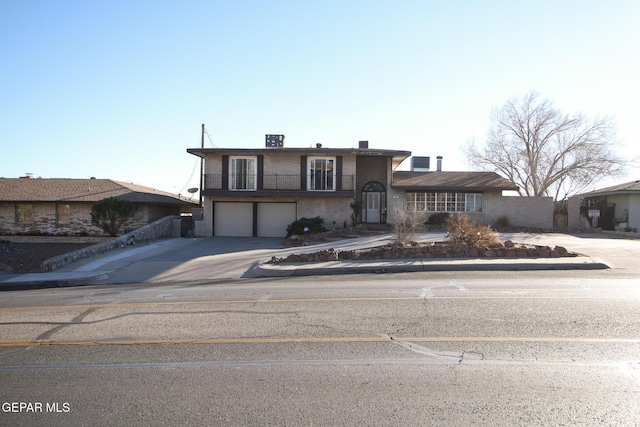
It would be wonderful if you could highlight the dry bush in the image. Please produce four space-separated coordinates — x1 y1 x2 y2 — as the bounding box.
391 207 426 245
446 214 499 247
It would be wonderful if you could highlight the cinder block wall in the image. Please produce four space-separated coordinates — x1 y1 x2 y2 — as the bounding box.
296 197 353 229
484 194 553 229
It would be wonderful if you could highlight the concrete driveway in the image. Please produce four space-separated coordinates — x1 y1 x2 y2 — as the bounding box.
2 232 639 287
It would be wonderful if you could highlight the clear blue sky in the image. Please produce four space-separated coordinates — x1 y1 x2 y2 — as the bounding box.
2 1 638 198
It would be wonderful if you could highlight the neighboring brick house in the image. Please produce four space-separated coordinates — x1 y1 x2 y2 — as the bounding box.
186 140 552 237
0 177 196 236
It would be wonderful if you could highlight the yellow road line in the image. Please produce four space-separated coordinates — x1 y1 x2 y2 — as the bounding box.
1 336 639 347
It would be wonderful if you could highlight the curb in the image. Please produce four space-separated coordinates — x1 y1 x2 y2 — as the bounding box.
256 256 610 277
0 272 111 292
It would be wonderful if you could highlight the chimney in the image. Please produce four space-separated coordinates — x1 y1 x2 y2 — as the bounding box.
359 140 369 149
316 143 323 149
437 156 443 171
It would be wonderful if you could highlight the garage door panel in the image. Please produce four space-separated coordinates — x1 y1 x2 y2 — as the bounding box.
257 203 296 237
214 202 253 237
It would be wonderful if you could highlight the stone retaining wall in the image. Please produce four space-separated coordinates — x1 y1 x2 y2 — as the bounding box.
40 216 181 272
279 240 575 263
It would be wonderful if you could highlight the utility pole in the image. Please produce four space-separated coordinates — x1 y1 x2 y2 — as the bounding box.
200 124 205 207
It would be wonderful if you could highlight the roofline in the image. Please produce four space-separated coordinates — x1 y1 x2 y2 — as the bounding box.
187 147 411 165
580 190 640 198
390 185 519 192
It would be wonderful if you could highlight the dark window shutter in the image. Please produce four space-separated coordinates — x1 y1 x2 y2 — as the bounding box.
257 155 264 190
336 156 343 191
221 155 229 189
300 156 307 190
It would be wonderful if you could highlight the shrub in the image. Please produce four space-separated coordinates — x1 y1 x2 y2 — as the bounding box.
391 207 426 245
426 212 450 225
286 217 327 237
446 214 499 247
494 215 510 230
91 197 138 237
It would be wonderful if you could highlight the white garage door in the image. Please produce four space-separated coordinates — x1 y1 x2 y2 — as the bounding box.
257 203 296 237
214 202 253 237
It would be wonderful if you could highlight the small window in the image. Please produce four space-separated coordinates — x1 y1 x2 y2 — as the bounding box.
229 157 256 190
57 204 70 224
16 204 33 224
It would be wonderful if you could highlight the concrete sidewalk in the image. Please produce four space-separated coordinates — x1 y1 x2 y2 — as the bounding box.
0 233 616 290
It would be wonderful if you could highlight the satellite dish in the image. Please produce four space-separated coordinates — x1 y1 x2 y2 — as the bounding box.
187 188 198 194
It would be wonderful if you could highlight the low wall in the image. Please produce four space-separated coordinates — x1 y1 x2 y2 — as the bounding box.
41 216 181 272
485 195 553 229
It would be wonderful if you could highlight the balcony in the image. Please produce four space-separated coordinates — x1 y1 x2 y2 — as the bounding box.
202 174 355 197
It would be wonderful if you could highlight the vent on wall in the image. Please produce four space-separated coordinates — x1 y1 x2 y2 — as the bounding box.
411 156 430 172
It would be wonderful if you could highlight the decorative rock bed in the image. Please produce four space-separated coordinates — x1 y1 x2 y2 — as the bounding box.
275 240 578 263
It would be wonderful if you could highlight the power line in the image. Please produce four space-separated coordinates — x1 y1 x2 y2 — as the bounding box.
204 127 216 148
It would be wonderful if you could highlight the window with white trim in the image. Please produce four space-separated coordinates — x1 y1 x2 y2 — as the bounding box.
229 157 256 190
308 157 335 191
405 192 482 213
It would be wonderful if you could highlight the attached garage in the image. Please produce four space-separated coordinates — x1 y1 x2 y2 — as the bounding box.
213 202 253 237
257 203 296 237
213 201 296 237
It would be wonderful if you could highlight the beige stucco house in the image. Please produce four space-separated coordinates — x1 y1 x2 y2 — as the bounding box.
579 179 640 232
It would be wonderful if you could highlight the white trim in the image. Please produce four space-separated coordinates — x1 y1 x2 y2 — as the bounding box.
229 156 257 191
307 156 336 191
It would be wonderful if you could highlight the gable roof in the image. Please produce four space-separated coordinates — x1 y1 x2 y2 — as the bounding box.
0 178 197 205
392 171 519 192
580 179 640 197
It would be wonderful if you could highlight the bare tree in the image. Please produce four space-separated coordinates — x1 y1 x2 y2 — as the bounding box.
464 92 626 200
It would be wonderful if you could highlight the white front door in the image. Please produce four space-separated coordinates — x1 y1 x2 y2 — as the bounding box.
366 192 381 223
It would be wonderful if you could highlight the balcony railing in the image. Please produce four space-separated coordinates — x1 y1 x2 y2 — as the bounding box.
203 174 354 192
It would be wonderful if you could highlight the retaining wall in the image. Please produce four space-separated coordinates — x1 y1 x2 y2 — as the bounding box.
41 216 182 272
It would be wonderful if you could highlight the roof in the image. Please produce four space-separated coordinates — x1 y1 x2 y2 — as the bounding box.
0 178 197 205
187 147 412 170
579 179 640 197
392 171 519 192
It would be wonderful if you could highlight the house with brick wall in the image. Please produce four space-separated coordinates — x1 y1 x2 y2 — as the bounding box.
187 141 411 237
187 139 551 237
0 177 196 236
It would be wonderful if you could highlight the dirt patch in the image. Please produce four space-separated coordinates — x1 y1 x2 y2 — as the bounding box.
0 242 95 274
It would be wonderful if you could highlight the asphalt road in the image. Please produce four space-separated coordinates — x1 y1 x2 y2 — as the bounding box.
1 272 639 426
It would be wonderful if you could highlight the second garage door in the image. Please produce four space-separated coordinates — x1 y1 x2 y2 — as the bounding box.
257 203 296 237
213 202 253 237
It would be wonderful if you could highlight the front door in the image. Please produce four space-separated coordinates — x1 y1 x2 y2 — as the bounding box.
366 192 381 223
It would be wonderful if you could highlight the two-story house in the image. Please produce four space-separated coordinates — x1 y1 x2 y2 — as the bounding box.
187 138 551 237
187 141 410 237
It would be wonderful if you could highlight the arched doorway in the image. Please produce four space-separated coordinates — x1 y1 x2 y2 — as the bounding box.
361 181 386 223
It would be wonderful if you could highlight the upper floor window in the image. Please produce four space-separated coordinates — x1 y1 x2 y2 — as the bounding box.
230 157 256 190
308 157 335 191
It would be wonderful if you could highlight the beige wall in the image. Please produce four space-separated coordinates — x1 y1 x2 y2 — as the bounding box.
484 193 553 229
194 195 353 236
